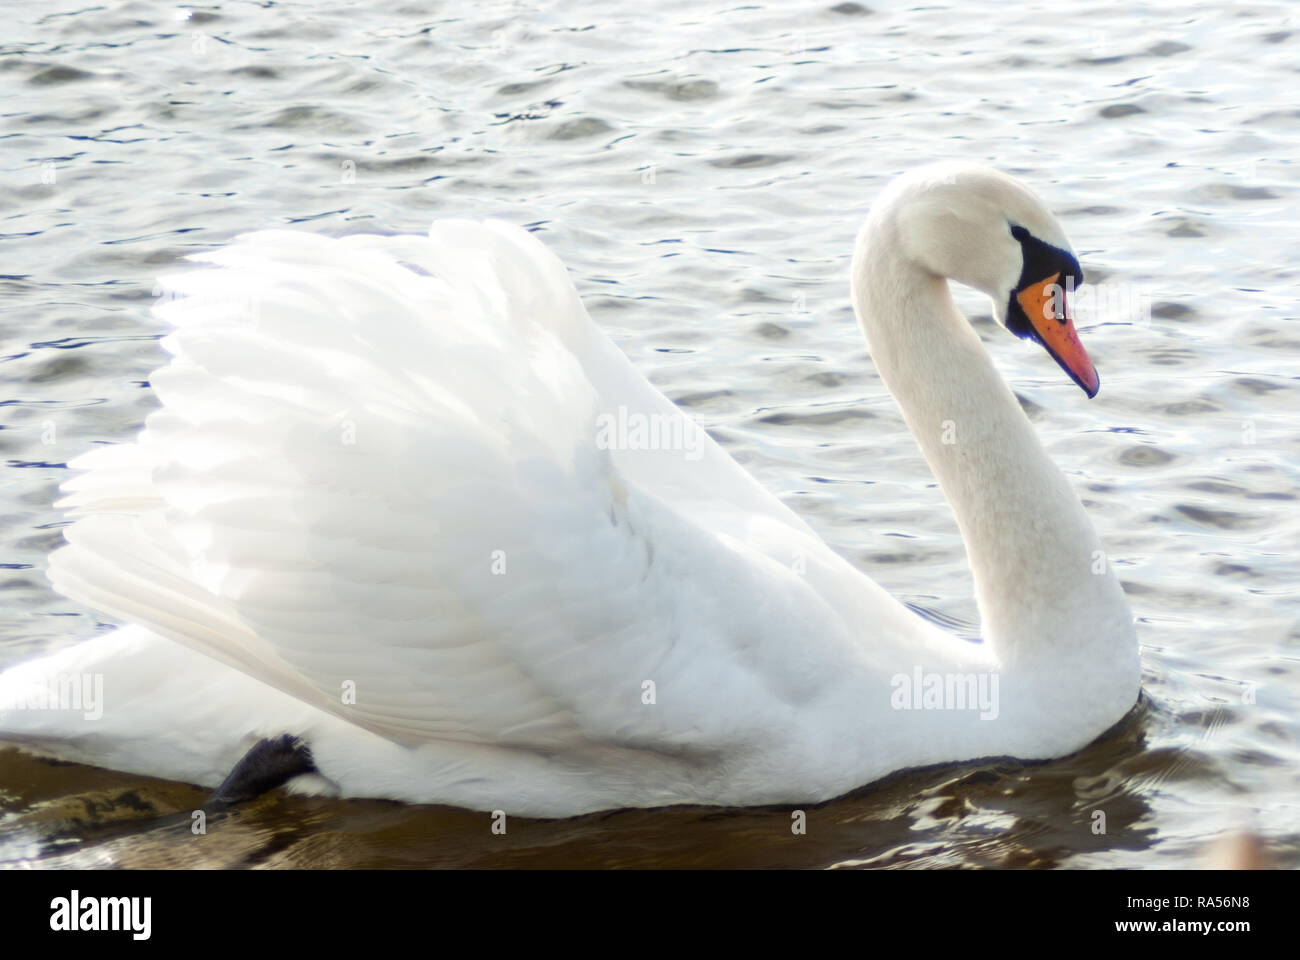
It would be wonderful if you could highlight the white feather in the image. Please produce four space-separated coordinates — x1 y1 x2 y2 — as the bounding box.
1 170 1139 816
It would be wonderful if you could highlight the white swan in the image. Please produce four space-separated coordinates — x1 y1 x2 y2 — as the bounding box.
0 164 1139 817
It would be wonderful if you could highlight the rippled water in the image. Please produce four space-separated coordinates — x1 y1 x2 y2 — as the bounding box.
1 0 1298 868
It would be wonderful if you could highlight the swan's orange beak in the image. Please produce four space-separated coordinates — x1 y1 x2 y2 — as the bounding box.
1015 272 1099 398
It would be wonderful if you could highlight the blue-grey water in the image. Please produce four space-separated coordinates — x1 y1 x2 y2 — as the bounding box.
1 0 1297 867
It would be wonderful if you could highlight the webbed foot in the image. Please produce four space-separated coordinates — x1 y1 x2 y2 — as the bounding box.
204 734 318 810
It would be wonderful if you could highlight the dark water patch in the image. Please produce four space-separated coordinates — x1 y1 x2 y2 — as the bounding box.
1099 103 1144 118
1118 445 1174 467
1175 504 1264 530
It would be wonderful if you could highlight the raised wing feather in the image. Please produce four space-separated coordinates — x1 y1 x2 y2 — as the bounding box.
50 222 858 756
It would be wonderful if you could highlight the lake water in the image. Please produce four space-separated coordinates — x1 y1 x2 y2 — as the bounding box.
1 0 1297 868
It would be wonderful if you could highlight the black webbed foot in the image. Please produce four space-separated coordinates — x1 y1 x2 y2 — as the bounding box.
203 734 318 810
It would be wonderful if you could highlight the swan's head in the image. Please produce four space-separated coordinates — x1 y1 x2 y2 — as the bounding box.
882 163 1099 397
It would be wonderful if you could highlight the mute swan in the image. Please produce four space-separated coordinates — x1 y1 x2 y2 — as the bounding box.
0 164 1139 817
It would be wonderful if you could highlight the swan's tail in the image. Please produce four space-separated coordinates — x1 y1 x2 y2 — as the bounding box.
0 626 329 789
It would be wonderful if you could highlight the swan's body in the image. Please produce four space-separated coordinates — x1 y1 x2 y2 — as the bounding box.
0 165 1139 816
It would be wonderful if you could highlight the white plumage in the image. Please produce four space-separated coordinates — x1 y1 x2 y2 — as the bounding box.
0 168 1139 816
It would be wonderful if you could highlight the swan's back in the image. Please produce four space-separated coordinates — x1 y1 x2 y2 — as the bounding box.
46 222 919 785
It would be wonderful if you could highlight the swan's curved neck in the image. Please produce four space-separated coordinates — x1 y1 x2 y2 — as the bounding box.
850 216 1135 668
